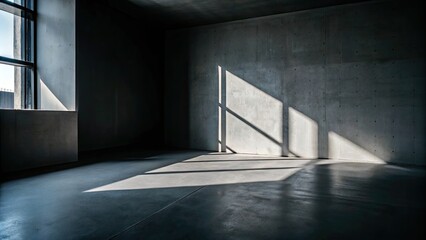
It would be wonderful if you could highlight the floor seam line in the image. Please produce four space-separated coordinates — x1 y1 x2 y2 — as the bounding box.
108 186 205 239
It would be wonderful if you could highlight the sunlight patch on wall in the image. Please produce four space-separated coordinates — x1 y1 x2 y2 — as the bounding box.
225 70 282 155
328 131 385 163
40 79 67 110
289 107 318 158
218 65 225 152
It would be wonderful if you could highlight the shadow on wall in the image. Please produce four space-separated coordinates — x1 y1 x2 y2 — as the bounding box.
217 65 385 164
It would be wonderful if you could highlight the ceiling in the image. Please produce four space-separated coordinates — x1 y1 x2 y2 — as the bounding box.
108 0 371 28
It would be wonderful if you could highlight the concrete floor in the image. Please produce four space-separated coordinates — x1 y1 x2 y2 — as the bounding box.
1 151 425 240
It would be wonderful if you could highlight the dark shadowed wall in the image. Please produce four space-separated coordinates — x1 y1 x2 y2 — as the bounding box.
77 0 164 151
164 0 426 165
0 110 77 172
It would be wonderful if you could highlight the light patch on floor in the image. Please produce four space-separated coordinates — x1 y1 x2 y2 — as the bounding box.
85 153 386 192
85 154 311 192
149 159 312 173
85 168 302 191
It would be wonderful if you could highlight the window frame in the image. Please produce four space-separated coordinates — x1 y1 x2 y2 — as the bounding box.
0 0 36 109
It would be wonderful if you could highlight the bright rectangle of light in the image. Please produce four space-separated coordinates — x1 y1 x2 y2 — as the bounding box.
85 168 302 192
328 131 385 164
40 79 67 110
289 107 318 158
148 159 312 173
226 70 283 155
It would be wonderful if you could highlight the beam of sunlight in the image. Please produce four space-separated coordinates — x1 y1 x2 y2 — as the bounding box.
226 70 283 155
218 65 227 152
190 153 302 160
226 107 282 146
289 107 318 158
328 131 385 164
85 154 313 192
85 168 301 192
148 159 312 173
218 65 222 151
40 79 67 110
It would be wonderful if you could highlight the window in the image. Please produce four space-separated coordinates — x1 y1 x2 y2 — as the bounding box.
0 0 34 109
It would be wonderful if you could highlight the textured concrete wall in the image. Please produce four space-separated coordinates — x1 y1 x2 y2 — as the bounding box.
0 110 78 172
77 0 164 151
165 0 426 165
37 0 76 110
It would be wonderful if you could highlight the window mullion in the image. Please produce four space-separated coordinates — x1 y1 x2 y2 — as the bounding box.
0 0 34 19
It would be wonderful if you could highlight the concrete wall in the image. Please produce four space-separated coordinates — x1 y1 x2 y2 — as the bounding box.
0 110 77 172
165 0 426 165
37 0 76 110
77 0 164 151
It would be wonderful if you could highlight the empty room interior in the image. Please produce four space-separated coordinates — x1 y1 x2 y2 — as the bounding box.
1 0 426 239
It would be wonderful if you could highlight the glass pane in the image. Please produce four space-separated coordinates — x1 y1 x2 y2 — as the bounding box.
0 10 14 59
0 63 27 109
0 9 33 62
0 10 24 60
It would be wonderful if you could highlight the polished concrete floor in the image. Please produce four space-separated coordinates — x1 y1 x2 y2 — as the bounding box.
1 151 425 240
